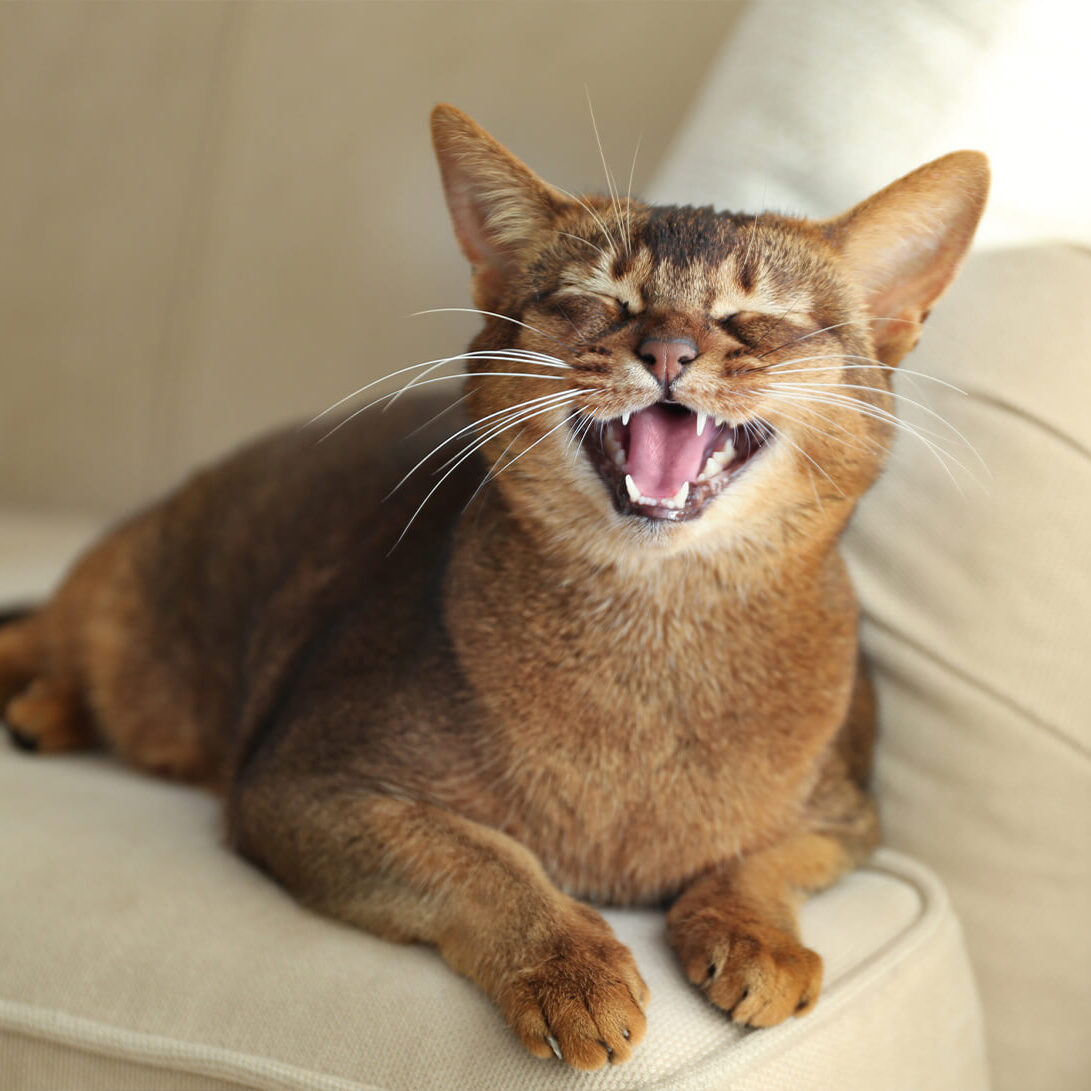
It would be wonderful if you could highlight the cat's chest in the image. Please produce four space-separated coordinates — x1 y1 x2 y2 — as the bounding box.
446 576 855 903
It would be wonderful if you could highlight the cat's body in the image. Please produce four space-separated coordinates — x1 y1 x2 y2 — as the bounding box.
0 107 987 1069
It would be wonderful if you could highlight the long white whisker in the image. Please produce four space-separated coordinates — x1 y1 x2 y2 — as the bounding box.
772 425 845 499
388 400 585 554
319 372 569 443
556 231 610 265
482 406 585 492
555 184 617 250
772 379 985 467
624 134 641 246
430 392 589 477
755 316 921 360
387 388 583 496
405 391 471 439
768 359 968 396
309 348 571 428
385 348 574 412
585 88 626 257
760 390 968 486
412 307 578 354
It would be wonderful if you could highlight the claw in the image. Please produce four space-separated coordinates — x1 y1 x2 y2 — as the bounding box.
545 1033 562 1061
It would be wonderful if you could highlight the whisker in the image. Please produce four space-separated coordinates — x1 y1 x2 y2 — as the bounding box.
772 379 985 467
405 391 471 438
430 392 590 477
309 348 572 427
556 231 610 266
480 406 586 493
319 371 569 443
624 134 642 247
413 307 578 354
771 425 845 499
755 316 921 360
760 390 970 486
555 184 618 251
388 400 585 554
585 88 627 258
767 358 968 396
384 348 573 412
387 388 583 496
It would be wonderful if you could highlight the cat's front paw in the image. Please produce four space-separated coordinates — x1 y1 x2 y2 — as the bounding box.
497 904 649 1070
669 903 822 1027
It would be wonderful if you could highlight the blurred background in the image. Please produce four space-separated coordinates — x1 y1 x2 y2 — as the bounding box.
5 0 1088 522
0 1 746 518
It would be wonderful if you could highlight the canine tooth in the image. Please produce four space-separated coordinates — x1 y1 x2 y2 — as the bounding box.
702 456 720 479
695 410 708 436
621 411 631 426
625 473 640 502
671 481 690 506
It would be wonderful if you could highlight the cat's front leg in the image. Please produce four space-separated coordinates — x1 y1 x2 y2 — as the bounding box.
667 826 871 1027
230 780 648 1069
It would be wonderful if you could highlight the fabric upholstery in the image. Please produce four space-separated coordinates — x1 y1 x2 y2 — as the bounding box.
845 246 1091 1089
0 743 984 1091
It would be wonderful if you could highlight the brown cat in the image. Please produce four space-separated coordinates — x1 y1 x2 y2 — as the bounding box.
0 105 987 1069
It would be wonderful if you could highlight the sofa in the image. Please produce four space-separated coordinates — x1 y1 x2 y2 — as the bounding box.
1 1 1087 1088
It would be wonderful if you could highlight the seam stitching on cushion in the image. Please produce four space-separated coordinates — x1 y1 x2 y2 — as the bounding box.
0 1000 383 1091
961 387 1091 461
638 851 956 1089
864 614 1091 762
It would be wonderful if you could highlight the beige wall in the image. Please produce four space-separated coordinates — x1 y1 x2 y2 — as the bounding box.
0 0 745 517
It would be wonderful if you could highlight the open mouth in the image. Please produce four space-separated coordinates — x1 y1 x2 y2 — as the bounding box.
581 402 773 521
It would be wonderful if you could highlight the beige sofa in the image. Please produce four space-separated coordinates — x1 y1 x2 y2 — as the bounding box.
2 2 1088 1089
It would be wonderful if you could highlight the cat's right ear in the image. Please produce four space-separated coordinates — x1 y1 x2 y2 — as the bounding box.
431 105 566 306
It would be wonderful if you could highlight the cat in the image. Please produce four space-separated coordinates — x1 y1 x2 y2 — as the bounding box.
0 105 987 1070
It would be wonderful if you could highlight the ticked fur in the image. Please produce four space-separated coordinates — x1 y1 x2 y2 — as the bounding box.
0 106 987 1069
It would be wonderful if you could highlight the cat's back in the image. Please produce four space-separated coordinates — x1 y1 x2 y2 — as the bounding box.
38 394 476 782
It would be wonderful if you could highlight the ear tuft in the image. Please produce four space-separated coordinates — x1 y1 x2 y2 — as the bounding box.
824 151 990 363
431 105 566 305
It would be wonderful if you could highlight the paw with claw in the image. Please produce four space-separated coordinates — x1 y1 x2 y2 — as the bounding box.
496 905 649 1070
668 901 822 1027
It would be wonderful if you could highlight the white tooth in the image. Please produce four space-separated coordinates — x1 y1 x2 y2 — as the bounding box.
625 473 641 502
671 481 690 506
712 445 735 467
702 457 719 479
604 433 620 454
621 411 631 426
695 410 708 436
715 416 728 429
613 448 626 468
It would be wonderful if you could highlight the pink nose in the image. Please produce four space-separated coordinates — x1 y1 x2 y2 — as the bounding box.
638 338 698 391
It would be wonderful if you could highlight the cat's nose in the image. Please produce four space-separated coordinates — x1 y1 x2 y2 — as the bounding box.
638 338 698 391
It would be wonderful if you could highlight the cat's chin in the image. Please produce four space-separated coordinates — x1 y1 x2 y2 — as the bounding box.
578 402 774 523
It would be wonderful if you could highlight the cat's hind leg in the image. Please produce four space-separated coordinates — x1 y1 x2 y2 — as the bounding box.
0 616 94 753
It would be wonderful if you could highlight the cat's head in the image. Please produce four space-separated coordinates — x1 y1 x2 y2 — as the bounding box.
431 105 988 568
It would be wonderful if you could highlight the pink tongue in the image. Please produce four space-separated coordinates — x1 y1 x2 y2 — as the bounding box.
627 405 707 498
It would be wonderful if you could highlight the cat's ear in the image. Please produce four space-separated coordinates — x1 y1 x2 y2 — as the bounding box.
431 104 567 306
822 152 989 364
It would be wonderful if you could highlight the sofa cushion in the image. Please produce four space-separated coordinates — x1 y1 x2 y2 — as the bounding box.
843 245 1091 1089
0 743 984 1091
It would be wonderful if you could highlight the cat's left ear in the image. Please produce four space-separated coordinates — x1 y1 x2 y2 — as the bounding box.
431 104 568 307
822 151 990 364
